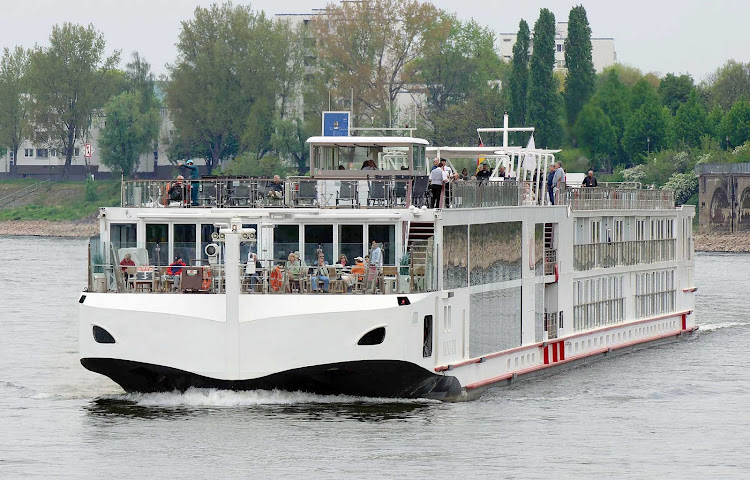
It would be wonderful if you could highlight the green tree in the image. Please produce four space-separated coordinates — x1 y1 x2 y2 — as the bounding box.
220 152 296 177
166 2 300 173
271 117 307 172
592 70 628 140
0 47 30 175
658 73 694 115
706 105 725 142
672 90 707 148
508 19 530 128
622 100 671 161
527 8 562 148
26 23 119 179
704 60 750 110
720 98 750 148
573 102 617 170
563 5 596 127
99 91 160 177
628 78 657 111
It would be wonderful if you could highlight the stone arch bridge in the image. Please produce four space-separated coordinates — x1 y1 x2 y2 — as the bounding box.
698 163 750 232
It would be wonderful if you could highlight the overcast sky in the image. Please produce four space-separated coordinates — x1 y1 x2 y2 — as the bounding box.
1 0 746 82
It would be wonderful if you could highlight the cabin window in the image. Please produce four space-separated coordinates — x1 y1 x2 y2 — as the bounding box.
339 224 363 262
173 224 196 265
110 223 136 250
413 145 427 173
146 223 168 265
312 145 414 172
304 225 333 264
368 224 395 265
274 225 299 262
201 224 218 263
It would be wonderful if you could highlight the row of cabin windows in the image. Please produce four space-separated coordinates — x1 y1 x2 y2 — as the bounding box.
579 217 676 244
111 223 397 266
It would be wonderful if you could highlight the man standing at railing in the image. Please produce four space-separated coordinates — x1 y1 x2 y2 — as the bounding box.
582 170 598 187
429 160 444 208
440 158 452 207
547 164 556 205
553 162 566 204
178 160 200 206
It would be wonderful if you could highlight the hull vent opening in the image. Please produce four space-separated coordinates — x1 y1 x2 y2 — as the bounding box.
93 325 116 344
358 327 386 346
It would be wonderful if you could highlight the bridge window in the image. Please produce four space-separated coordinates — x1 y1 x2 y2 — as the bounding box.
110 223 136 250
368 224 395 265
173 224 196 265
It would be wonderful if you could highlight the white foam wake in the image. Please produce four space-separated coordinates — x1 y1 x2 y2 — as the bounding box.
107 388 436 407
698 321 747 332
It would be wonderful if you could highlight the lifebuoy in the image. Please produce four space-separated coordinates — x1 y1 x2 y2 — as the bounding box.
270 266 282 291
554 264 559 283
202 266 212 291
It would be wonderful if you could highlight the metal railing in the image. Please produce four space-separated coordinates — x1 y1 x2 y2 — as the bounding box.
448 180 520 208
544 248 557 276
564 187 675 210
544 312 558 339
573 238 676 271
573 298 626 331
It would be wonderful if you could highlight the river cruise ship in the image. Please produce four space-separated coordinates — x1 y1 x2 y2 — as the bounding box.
79 127 697 401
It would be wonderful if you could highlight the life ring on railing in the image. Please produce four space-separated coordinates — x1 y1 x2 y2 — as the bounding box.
202 266 212 291
270 266 282 292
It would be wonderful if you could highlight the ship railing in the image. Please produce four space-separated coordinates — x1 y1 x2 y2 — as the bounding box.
573 238 677 271
120 176 419 209
447 180 520 208
573 298 626 331
564 186 675 210
544 248 557 276
544 312 558 340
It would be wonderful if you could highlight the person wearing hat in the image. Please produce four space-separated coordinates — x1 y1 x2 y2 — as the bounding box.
179 160 200 206
351 256 366 286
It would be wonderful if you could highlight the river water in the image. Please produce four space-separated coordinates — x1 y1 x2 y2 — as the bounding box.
0 237 748 479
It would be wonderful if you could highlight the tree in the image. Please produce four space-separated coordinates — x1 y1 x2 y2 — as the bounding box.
704 60 750 110
720 98 750 148
563 5 596 127
0 47 30 175
166 2 300 173
126 52 160 113
659 73 694 115
414 14 502 144
508 19 530 128
527 8 562 148
26 23 119 179
271 117 307 172
573 102 617 170
592 70 628 138
99 91 160 177
672 90 707 148
622 100 671 161
313 0 439 127
629 77 657 111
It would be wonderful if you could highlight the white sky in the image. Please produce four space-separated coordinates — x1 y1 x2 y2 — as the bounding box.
1 0 746 82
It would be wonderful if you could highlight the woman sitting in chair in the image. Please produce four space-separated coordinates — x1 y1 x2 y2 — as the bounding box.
337 254 355 292
286 252 305 292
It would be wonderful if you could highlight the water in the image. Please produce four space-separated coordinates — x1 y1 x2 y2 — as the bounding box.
1 237 749 478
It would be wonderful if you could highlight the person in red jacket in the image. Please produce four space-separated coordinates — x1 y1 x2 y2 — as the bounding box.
120 253 135 287
166 256 186 291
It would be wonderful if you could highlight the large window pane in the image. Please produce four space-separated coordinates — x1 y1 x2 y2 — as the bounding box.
368 224 396 265
110 223 136 250
274 225 299 263
174 224 196 265
304 225 333 264
338 224 363 263
146 223 168 265
200 223 219 264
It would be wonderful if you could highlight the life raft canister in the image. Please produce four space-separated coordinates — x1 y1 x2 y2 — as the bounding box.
270 266 282 291
201 266 212 291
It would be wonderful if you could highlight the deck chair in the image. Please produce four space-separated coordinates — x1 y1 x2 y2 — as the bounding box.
412 176 429 207
336 181 359 208
393 175 409 206
368 176 389 207
296 180 318 206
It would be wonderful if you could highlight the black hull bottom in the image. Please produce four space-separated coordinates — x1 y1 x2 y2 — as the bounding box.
81 358 463 401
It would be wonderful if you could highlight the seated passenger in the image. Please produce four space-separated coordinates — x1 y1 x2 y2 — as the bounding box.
267 175 283 200
120 253 136 287
166 256 186 290
286 252 305 292
337 254 355 291
310 253 330 292
168 176 185 203
351 256 366 284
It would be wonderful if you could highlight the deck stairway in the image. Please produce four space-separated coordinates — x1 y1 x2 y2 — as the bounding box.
406 221 434 291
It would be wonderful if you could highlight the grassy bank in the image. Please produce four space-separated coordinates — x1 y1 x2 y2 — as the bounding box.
0 179 120 221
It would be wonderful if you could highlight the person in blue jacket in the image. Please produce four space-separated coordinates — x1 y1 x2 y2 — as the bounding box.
179 160 200 206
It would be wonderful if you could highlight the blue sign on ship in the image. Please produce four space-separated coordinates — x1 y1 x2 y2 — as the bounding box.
322 111 350 137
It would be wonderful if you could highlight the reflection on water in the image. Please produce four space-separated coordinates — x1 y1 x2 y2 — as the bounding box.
2 237 750 478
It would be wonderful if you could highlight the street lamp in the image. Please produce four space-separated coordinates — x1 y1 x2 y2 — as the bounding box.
647 136 651 154
726 135 730 150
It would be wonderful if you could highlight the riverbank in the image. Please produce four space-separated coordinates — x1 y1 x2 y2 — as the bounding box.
694 232 750 253
0 219 97 238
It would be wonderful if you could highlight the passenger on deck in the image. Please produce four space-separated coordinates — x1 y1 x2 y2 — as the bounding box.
245 252 262 290
429 161 444 208
311 253 330 292
547 164 556 205
120 253 135 286
498 165 507 178
476 163 491 182
440 159 453 208
168 176 185 203
178 160 200 206
351 256 366 282
582 170 598 187
166 256 186 291
267 175 284 200
553 162 566 203
337 254 355 291
461 168 469 180
286 252 305 292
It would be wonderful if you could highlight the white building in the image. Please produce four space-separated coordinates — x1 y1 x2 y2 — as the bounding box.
498 22 616 73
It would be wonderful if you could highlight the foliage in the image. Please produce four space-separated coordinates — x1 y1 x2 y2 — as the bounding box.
508 19 530 127
26 23 120 179
563 5 596 127
671 90 707 148
527 8 562 148
219 152 297 178
622 97 671 161
166 2 301 173
84 176 98 201
620 164 647 183
662 172 698 205
0 47 30 175
573 102 617 170
658 73 694 115
703 60 750 110
314 0 439 127
429 84 506 146
271 117 308 172
720 98 750 148
99 91 160 177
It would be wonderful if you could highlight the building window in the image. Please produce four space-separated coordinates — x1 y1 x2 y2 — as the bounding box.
24 149 33 157
74 147 80 157
36 148 48 158
557 44 562 52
